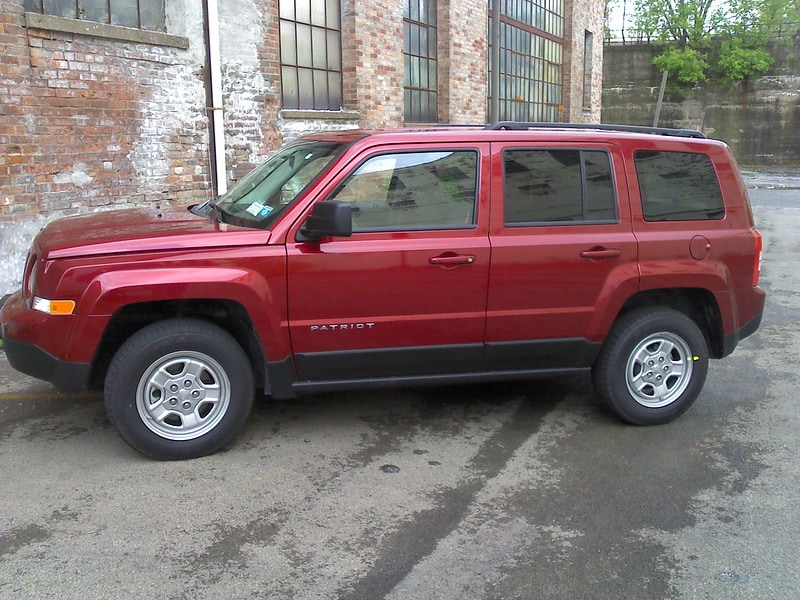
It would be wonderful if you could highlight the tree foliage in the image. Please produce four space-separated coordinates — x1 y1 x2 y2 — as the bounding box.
633 0 717 47
652 46 709 84
627 0 797 86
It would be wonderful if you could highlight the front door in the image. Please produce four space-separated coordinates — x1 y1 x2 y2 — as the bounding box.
286 144 491 382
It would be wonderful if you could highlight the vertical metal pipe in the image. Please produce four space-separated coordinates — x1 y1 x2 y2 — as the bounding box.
206 0 227 195
653 70 668 128
490 0 501 123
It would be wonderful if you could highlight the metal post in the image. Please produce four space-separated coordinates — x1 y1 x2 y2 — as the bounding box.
490 0 501 123
653 70 668 128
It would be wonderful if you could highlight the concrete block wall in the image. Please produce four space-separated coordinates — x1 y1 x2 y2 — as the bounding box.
602 42 800 165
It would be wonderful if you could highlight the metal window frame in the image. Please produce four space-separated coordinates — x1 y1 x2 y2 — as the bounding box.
279 0 343 111
403 0 438 123
25 0 166 32
488 0 564 123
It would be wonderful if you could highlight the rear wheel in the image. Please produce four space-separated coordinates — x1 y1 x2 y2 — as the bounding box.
105 319 254 460
592 307 708 425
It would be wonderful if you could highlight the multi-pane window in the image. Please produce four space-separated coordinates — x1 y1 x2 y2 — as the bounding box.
503 149 616 225
23 0 165 31
330 151 478 231
403 0 438 123
279 0 343 110
635 151 725 221
489 0 565 122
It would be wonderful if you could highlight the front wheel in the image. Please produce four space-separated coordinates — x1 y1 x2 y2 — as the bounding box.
105 319 254 460
592 307 709 425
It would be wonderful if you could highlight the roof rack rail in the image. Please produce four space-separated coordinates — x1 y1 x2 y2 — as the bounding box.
485 121 707 139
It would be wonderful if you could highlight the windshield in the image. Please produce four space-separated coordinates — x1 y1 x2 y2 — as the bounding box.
212 141 344 228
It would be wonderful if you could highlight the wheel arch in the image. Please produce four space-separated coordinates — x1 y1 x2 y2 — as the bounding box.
89 299 268 391
615 288 724 358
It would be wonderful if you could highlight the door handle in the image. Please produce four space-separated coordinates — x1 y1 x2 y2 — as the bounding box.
580 247 622 259
429 253 476 266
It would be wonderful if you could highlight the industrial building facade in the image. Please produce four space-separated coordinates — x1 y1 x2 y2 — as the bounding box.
0 0 603 290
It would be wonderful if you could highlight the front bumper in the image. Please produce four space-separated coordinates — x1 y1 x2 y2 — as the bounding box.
1 291 92 392
2 336 91 392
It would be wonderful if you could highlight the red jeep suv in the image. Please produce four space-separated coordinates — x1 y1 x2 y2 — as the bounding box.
0 123 765 459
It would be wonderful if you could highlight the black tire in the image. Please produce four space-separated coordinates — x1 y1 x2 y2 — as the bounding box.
592 307 708 425
105 318 254 460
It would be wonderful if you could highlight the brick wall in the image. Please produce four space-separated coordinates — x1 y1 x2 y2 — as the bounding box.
563 0 604 123
342 0 405 127
219 0 281 179
0 1 210 224
0 0 605 294
441 0 488 124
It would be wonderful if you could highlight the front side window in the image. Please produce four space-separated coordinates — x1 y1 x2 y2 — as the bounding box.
635 151 724 221
330 151 478 231
206 141 344 229
280 0 343 110
504 149 616 225
24 0 165 31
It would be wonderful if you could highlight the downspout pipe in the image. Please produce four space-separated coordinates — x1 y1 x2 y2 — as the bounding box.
205 0 227 195
489 0 501 123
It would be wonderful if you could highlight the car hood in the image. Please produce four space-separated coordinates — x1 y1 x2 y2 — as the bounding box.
36 206 271 259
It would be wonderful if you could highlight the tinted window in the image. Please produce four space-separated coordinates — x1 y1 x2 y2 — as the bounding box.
635 151 724 221
503 149 616 225
330 151 478 231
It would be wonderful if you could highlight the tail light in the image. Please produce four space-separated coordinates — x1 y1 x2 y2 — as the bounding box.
752 229 762 287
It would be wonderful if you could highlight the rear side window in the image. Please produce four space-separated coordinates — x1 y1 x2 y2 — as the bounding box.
330 150 478 231
634 151 724 221
503 149 616 225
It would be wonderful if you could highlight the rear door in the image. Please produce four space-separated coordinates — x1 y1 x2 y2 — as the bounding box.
484 142 639 371
286 143 491 382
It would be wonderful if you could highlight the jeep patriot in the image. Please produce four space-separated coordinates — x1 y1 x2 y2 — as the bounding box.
0 123 765 459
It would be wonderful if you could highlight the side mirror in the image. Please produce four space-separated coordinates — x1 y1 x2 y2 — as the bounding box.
296 201 353 242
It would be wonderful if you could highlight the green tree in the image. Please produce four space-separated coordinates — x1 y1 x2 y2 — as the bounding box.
632 0 797 86
633 0 719 46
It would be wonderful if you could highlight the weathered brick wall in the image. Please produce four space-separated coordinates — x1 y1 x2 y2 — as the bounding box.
219 0 281 178
342 0 405 127
563 0 604 123
0 0 605 295
0 1 210 223
0 0 283 293
441 0 488 124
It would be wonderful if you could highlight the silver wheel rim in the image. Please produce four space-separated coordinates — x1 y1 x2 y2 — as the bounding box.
135 351 231 441
625 332 694 408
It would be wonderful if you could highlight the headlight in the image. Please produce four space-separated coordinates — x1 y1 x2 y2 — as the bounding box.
33 297 76 315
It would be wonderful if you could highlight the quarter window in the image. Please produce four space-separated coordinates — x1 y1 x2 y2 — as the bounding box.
24 0 165 31
503 149 616 225
634 151 725 221
330 151 478 231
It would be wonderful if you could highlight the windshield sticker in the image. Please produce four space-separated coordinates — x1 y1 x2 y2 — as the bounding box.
246 201 265 216
258 206 274 218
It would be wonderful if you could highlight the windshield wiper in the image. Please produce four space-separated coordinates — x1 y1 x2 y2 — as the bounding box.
190 198 227 223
